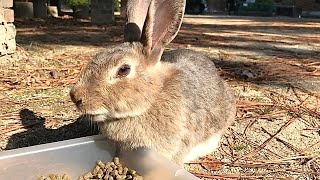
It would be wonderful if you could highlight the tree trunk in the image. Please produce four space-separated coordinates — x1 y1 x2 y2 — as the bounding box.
91 0 114 24
57 0 63 16
33 0 48 18
14 2 34 18
207 0 226 13
120 0 127 18
73 5 90 19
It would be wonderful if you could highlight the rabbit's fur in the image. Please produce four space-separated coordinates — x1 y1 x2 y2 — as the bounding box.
70 0 235 165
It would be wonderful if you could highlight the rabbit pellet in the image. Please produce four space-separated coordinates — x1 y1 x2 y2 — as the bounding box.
39 157 143 180
78 157 143 180
38 174 71 180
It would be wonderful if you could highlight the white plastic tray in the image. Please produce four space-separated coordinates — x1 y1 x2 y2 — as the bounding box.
0 135 199 180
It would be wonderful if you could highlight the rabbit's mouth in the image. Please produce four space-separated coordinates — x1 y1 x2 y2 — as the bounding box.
87 112 132 122
89 114 108 122
88 113 122 122
85 107 146 121
83 109 110 122
85 112 119 122
84 110 129 122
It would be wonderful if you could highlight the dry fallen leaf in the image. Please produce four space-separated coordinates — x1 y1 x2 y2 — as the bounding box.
200 156 224 171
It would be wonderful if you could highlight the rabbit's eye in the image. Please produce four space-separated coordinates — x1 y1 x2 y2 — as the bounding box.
117 64 131 78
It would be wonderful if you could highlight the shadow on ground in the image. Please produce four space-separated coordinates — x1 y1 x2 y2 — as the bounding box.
15 17 125 47
212 58 320 92
5 109 99 150
14 16 320 92
15 16 319 48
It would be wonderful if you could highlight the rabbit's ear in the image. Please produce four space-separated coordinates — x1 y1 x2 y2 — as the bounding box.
125 0 186 61
124 0 152 42
141 0 186 50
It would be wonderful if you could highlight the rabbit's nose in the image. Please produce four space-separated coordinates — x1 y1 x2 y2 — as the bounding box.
70 88 84 108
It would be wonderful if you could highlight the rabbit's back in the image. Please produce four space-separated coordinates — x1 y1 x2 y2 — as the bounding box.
162 49 235 142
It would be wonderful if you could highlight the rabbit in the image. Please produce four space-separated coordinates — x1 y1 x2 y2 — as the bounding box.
69 0 236 165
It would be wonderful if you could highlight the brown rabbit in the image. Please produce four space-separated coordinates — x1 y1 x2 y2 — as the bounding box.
70 0 236 165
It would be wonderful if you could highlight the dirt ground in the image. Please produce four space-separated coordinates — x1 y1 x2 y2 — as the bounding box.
0 15 319 179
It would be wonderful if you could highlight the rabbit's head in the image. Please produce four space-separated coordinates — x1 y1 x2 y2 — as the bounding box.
70 0 186 121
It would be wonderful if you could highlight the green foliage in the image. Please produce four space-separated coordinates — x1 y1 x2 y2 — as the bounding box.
234 144 248 152
67 0 121 10
114 0 120 11
67 0 91 7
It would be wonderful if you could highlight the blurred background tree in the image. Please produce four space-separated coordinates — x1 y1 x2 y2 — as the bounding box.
67 0 91 7
114 0 120 12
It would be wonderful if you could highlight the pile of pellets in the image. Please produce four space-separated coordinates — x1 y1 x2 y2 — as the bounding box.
38 174 71 180
79 157 143 180
39 157 143 180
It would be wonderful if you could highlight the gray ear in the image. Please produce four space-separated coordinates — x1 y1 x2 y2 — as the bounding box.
124 0 186 51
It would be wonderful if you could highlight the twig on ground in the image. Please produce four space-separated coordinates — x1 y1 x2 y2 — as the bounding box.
191 172 267 179
261 127 302 154
243 119 257 136
233 131 283 159
236 118 297 161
